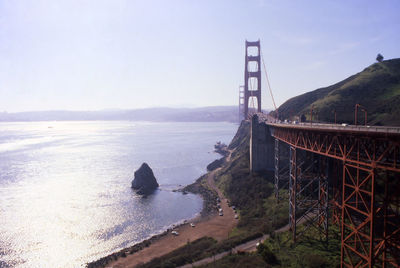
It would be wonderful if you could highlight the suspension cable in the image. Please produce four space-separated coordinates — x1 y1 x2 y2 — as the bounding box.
260 49 278 117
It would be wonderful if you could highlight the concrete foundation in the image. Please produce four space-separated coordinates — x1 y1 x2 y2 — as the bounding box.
250 114 275 172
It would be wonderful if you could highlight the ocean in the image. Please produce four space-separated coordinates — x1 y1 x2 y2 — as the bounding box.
0 121 237 268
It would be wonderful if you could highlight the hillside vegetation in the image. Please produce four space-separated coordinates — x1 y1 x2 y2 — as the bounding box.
277 58 400 126
215 121 289 235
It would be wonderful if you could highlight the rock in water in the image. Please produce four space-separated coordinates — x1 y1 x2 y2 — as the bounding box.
131 163 159 195
214 141 228 156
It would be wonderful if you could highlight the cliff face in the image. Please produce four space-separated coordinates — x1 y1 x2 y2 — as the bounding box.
131 163 159 195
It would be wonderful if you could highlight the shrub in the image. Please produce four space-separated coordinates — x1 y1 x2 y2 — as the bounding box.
161 261 175 268
302 254 328 268
257 243 278 265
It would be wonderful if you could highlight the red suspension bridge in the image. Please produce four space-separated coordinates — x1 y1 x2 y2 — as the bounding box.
242 40 400 267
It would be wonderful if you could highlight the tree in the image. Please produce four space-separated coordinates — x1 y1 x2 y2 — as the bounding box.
257 243 278 264
376 53 384 62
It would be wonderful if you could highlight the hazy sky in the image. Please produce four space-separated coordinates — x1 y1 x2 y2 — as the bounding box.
1 0 399 112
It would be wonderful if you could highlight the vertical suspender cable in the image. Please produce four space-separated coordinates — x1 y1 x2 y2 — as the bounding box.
260 49 278 119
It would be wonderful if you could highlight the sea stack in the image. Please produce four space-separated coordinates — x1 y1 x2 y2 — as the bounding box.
131 163 159 195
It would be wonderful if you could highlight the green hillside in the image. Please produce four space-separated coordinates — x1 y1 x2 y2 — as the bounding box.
277 58 400 126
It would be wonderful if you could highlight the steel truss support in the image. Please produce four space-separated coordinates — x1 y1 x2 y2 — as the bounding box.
271 127 400 173
318 158 329 239
288 147 329 242
272 126 400 267
341 164 400 267
289 146 297 240
380 172 400 267
275 139 289 201
331 159 342 226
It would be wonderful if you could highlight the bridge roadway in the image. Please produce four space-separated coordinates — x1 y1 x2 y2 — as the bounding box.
266 120 400 172
252 114 400 267
268 121 400 135
256 110 400 134
254 110 400 135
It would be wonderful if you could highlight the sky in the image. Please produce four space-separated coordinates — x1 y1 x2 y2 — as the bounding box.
0 0 399 112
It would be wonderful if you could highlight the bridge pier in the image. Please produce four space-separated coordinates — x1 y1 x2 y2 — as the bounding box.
250 114 274 172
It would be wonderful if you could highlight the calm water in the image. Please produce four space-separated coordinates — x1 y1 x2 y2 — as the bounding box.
0 121 236 268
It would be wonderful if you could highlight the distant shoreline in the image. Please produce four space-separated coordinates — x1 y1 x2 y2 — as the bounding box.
0 119 237 123
0 106 243 123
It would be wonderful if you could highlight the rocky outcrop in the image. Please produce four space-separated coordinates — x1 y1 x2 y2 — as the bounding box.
206 158 224 171
183 175 218 217
131 163 159 195
214 141 229 156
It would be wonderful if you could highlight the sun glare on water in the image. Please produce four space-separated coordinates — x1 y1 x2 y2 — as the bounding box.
0 121 233 267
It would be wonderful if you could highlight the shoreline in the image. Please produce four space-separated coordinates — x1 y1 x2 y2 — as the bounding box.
87 160 222 268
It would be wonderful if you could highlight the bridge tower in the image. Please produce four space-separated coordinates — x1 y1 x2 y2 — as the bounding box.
238 85 245 121
243 40 262 119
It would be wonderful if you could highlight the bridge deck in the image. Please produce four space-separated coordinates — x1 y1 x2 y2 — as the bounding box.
267 122 400 136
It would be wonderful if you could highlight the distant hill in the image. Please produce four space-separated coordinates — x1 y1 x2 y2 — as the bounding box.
277 58 400 126
0 106 239 123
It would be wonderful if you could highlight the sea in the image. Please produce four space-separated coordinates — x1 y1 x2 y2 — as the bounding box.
0 121 237 268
